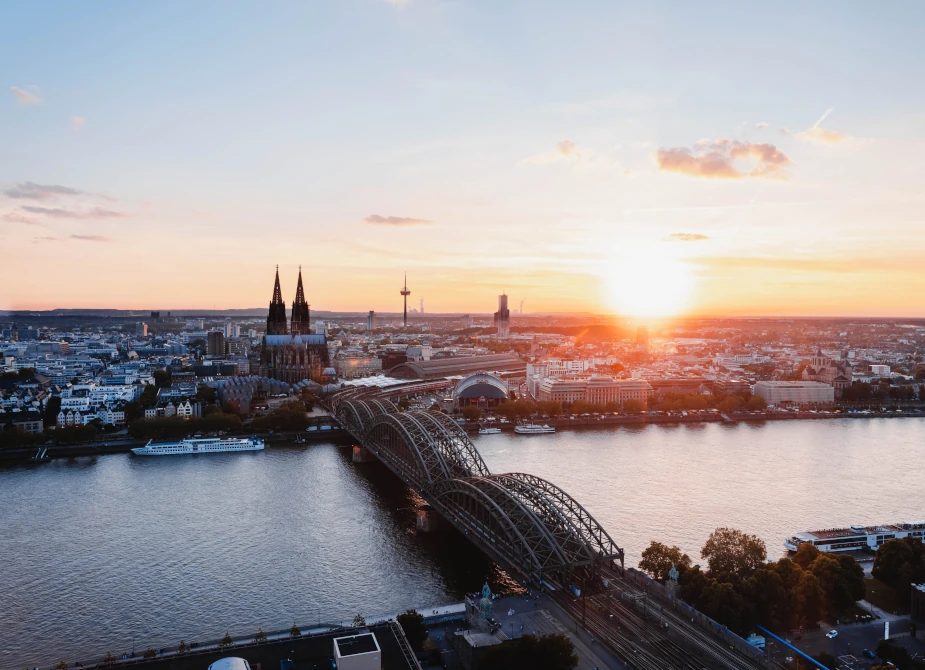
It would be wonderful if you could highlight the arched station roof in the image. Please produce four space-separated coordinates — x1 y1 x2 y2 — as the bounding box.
454 372 509 400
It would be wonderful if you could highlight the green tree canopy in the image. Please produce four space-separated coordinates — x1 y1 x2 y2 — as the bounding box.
461 405 481 421
480 633 578 670
396 609 427 650
701 527 767 581
639 541 692 582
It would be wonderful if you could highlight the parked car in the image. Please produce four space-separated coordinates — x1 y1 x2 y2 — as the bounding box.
825 630 838 639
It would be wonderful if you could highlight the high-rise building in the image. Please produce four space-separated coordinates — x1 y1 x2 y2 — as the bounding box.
367 310 376 332
400 273 411 328
207 331 225 356
420 298 424 314
636 326 648 351
493 293 510 338
135 322 148 337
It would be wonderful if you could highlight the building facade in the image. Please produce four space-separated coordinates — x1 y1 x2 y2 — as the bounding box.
536 375 653 408
754 381 835 405
259 267 329 384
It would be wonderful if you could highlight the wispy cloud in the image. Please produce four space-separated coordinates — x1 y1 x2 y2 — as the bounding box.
1 212 40 225
4 182 85 200
364 214 434 226
656 139 791 179
521 140 582 165
32 236 58 243
70 234 112 242
70 116 86 131
668 233 709 242
10 86 40 105
754 121 769 129
790 107 854 144
20 205 127 219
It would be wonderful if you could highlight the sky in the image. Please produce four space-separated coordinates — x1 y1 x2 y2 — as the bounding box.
3 1 925 317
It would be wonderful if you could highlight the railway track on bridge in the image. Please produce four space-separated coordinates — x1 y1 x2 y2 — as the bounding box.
328 385 768 669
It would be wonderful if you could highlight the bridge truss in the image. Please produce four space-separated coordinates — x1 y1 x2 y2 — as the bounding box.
333 396 624 584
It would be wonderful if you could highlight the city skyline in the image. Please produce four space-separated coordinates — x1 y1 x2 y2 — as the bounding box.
4 2 925 316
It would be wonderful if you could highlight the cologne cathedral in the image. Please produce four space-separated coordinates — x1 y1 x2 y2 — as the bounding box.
259 266 329 384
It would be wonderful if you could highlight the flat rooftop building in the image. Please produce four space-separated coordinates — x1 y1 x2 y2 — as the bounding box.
387 353 526 380
334 632 381 670
753 380 834 405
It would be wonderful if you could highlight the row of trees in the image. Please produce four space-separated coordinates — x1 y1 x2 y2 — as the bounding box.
128 413 243 439
480 633 578 670
872 535 925 602
649 392 767 413
639 528 864 635
841 381 918 402
467 398 647 421
250 401 311 432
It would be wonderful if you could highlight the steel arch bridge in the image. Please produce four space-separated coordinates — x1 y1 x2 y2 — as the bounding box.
333 395 624 584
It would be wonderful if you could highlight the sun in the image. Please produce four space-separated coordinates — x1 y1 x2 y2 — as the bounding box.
601 244 695 317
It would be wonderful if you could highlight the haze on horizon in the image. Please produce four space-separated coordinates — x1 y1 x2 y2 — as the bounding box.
3 1 925 318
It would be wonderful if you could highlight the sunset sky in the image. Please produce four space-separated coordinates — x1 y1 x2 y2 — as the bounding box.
3 1 925 316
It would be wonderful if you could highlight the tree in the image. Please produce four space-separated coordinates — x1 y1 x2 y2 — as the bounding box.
462 405 481 421
55 660 69 670
744 567 790 629
254 628 267 643
153 369 172 388
178 640 190 654
219 632 233 649
700 581 753 635
792 571 826 627
396 609 427 650
716 396 744 413
143 648 157 659
792 542 820 569
45 395 62 426
139 384 158 406
873 537 925 600
290 624 302 638
352 614 367 627
623 399 645 413
396 398 410 412
103 651 116 666
196 384 217 404
745 395 767 411
639 541 692 582
701 527 767 581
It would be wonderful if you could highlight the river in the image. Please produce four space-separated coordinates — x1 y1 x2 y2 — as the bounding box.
1 418 922 667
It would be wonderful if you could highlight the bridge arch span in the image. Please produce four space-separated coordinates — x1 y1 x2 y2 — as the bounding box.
361 411 490 489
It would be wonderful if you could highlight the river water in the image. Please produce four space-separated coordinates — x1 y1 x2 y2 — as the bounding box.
1 418 922 667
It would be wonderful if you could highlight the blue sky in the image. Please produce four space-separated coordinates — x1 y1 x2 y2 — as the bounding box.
3 1 925 315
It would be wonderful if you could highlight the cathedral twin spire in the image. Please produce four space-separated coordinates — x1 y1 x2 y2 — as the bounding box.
266 265 310 336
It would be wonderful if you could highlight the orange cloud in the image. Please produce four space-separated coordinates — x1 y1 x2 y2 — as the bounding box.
521 140 582 165
798 126 850 144
669 233 709 241
364 214 434 226
656 139 790 179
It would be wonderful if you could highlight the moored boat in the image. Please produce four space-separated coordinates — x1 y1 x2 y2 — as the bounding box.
785 521 925 553
131 436 265 456
514 424 555 435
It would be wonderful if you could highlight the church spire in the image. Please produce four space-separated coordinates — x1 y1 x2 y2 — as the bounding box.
266 265 288 335
291 264 311 335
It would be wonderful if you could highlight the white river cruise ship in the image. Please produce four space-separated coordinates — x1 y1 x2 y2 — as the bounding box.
131 436 265 456
785 521 925 553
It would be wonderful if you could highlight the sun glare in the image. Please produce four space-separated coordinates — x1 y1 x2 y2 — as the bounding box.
602 245 695 317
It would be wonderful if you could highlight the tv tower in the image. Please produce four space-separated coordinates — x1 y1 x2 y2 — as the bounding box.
400 272 411 328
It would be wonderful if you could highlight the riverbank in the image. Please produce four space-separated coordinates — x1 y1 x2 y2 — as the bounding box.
0 428 350 464
461 408 925 433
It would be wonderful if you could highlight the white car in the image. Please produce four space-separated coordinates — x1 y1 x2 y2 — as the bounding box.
825 630 838 639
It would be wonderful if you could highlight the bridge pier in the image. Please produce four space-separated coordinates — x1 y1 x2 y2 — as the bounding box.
416 505 451 533
351 445 377 463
